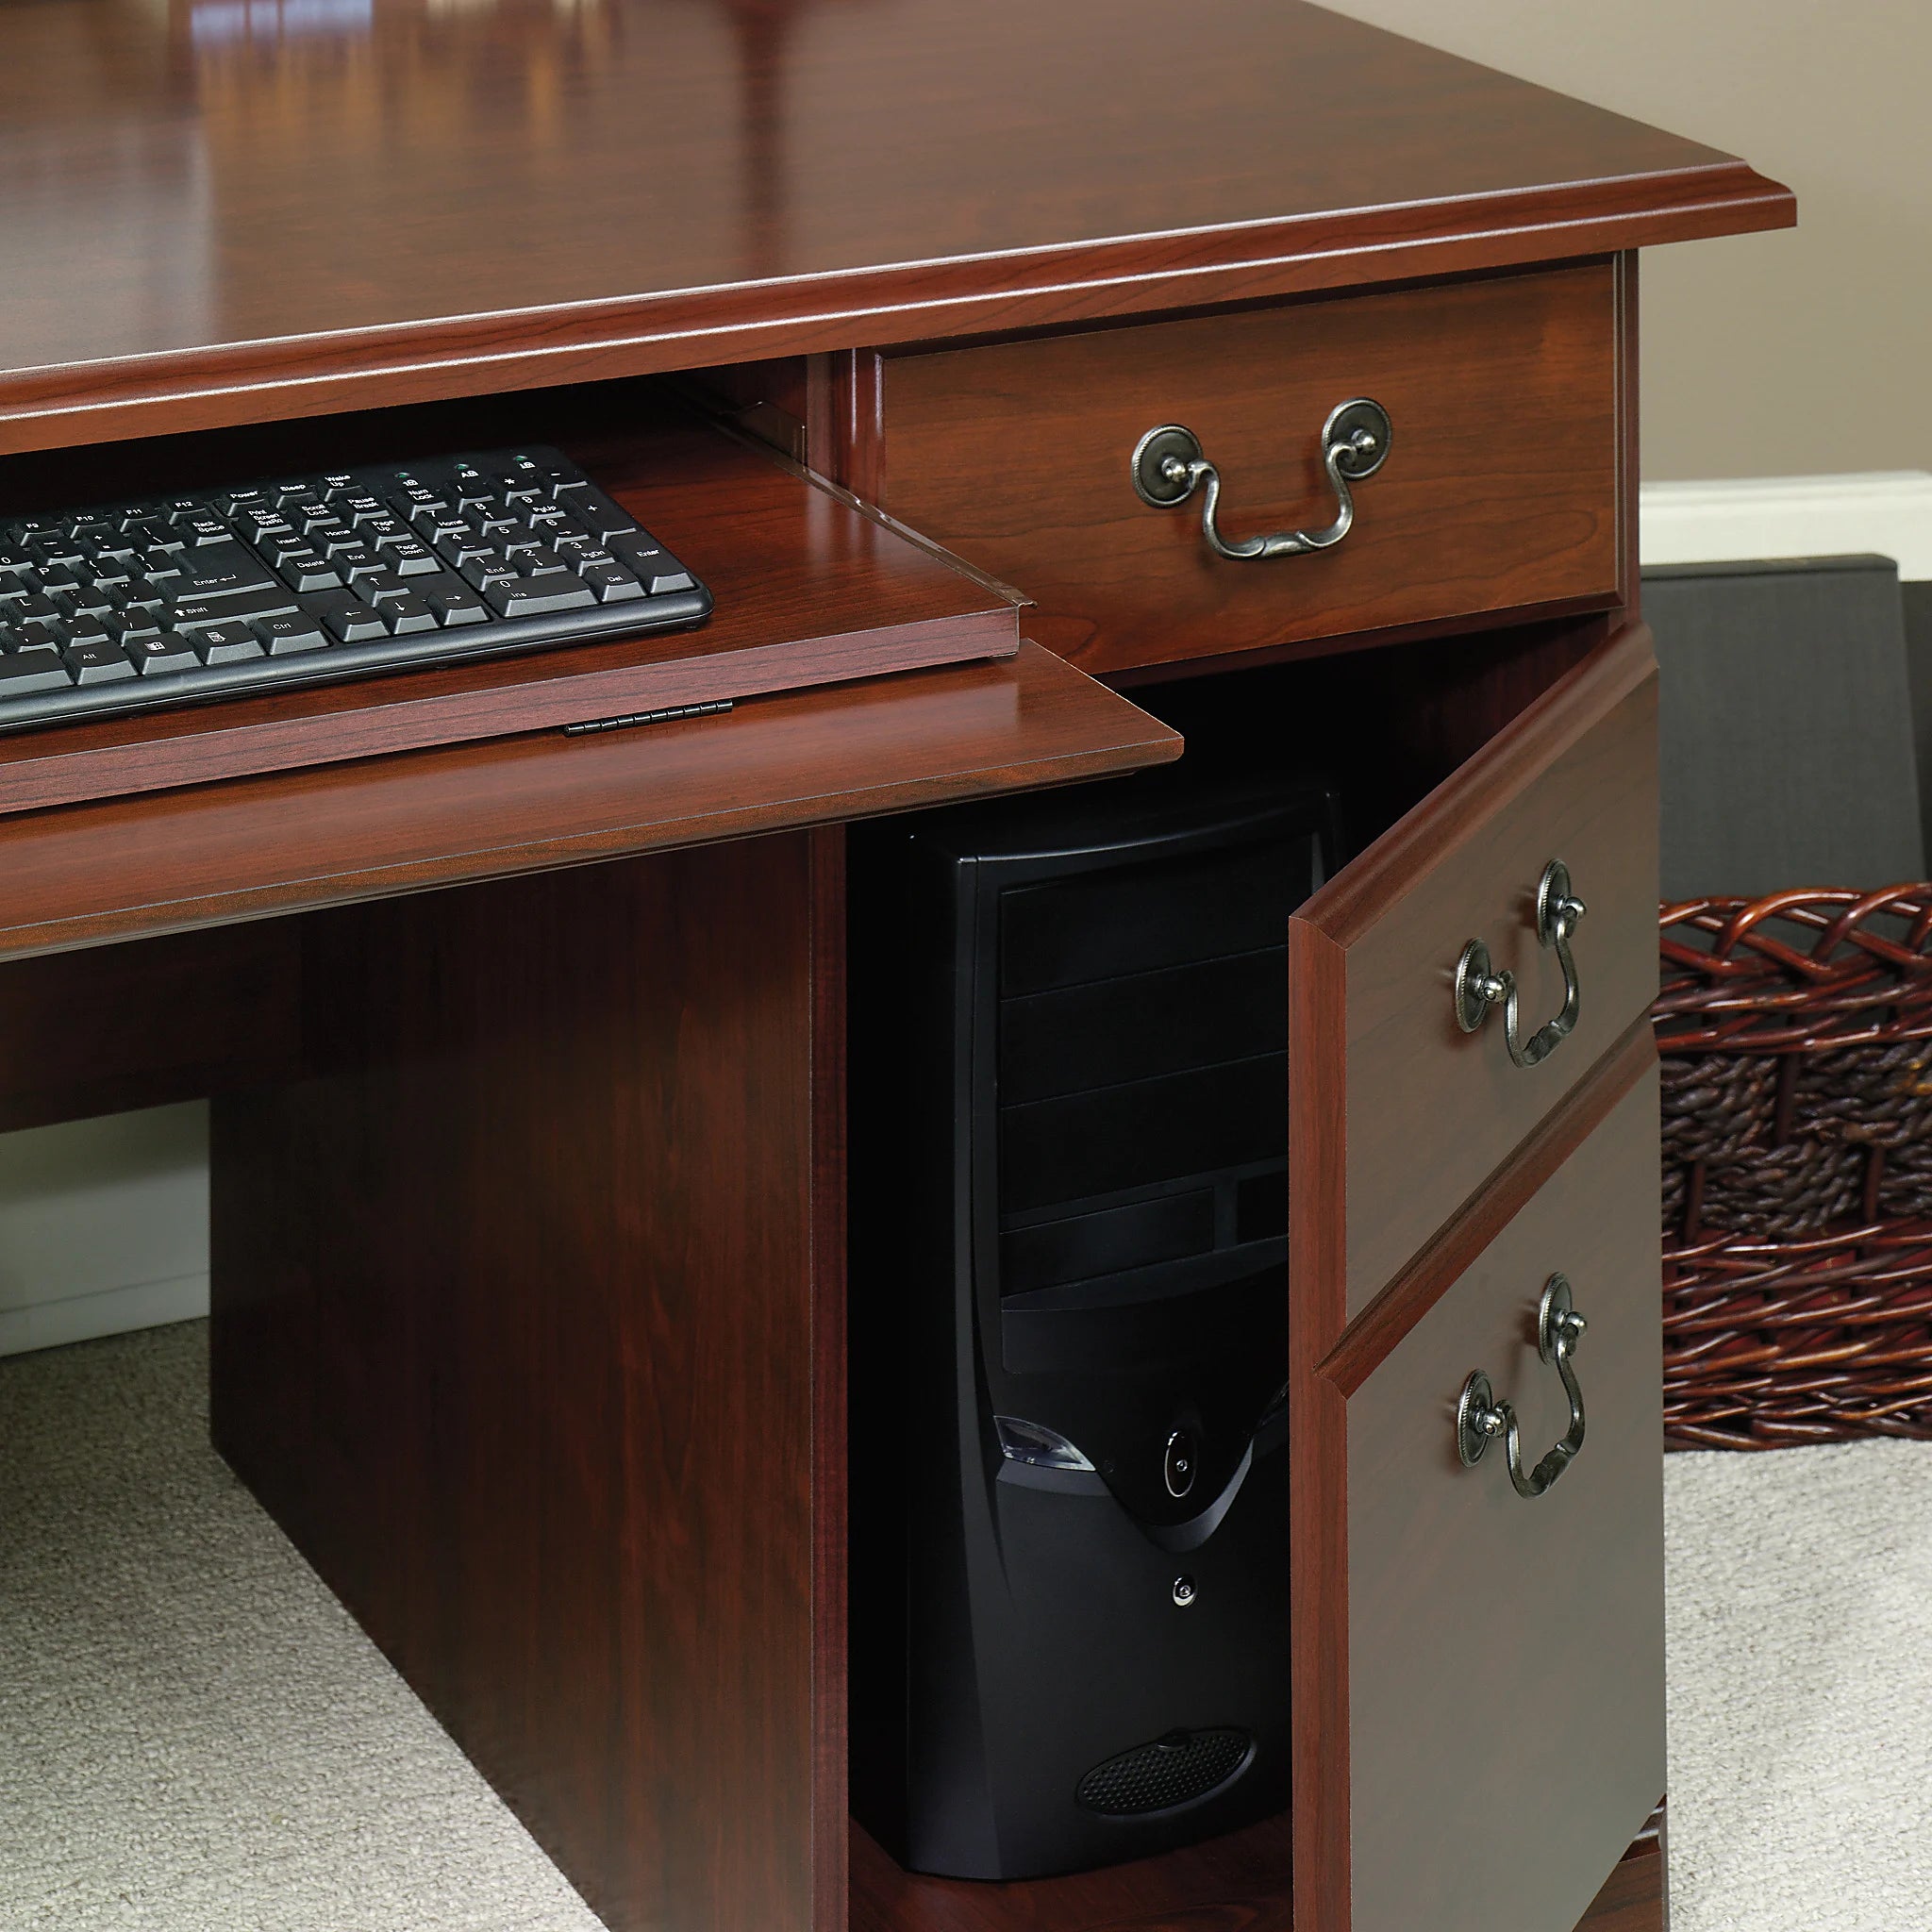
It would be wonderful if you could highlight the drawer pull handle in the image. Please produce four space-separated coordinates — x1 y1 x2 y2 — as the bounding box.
1453 859 1587 1069
1457 1275 1588 1499
1130 398 1392 560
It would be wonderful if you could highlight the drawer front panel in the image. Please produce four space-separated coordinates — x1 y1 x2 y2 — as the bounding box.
1346 1067 1664 1932
1299 625 1658 1318
876 265 1618 676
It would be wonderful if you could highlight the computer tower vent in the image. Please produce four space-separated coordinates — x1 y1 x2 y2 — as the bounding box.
1074 1728 1256 1817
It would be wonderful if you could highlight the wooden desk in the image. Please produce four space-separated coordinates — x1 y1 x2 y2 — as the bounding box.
0 4 1790 1929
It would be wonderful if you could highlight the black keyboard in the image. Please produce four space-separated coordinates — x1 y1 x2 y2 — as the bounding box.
0 446 712 733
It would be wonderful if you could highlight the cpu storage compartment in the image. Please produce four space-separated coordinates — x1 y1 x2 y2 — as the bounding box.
845 614 1613 1920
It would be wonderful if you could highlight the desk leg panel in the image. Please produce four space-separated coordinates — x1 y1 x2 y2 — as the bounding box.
209 829 844 1932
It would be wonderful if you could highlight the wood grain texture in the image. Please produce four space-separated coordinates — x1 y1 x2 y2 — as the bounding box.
850 1813 1293 1932
0 0 1788 451
1577 1821 1668 1932
0 921 302 1133
1345 1067 1665 1932
209 836 840 1932
1298 624 1659 1319
1324 1016 1658 1399
0 391 1018 817
808 826 850 1932
850 1772 1663 1931
0 641 1179 961
1286 918 1352 1932
876 268 1619 675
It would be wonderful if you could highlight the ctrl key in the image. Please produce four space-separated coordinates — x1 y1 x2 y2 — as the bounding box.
0 646 75 695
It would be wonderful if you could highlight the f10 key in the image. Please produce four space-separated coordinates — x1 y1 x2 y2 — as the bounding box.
0 446 712 732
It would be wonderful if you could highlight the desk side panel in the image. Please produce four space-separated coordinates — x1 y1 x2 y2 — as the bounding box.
209 832 841 1932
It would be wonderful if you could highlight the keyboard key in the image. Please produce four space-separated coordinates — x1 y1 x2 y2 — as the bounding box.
425 583 489 625
126 633 203 675
58 588 119 619
435 531 493 568
116 582 170 617
0 649 74 694
255 614 331 656
174 512 231 544
608 535 666 572
357 570 415 606
0 549 38 578
192 621 267 664
484 572 597 619
390 542 441 576
579 562 646 602
573 493 641 541
648 571 697 595
483 568 594 614
384 594 439 636
175 540 279 598
170 587 302 629
459 554 518 590
63 640 140 684
315 595 391 644
276 555 344 593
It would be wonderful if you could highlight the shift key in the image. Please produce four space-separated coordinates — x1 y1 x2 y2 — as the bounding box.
485 571 596 618
170 585 301 629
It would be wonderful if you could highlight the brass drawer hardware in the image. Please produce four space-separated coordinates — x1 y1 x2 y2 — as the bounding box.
1454 859 1587 1069
1130 398 1392 560
1457 1274 1589 1498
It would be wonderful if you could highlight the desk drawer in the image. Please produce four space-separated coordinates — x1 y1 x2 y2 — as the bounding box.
1293 624 1657 1319
875 265 1619 676
1342 1066 1664 1932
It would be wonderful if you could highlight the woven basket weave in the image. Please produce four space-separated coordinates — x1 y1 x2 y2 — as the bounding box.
1658 888 1932 1450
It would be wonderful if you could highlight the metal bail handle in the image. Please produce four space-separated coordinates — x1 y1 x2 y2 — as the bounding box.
1453 859 1587 1070
1456 1275 1589 1500
1130 398 1392 561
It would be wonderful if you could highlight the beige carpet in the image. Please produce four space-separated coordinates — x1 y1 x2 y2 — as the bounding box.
0 1323 603 1932
1665 1435 1932 1930
5 1321 1931 1928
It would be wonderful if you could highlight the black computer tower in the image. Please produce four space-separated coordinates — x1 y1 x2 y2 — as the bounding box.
848 760 1341 1882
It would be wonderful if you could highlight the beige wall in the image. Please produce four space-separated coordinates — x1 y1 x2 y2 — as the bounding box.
1320 0 1932 481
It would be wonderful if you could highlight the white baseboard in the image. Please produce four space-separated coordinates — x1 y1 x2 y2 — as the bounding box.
1641 472 1932 581
0 1102 209 1357
0 1272 209 1357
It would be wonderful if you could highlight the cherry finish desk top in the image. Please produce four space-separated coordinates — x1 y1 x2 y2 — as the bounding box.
1 0 1792 453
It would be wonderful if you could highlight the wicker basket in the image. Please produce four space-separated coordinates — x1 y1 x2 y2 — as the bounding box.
1659 888 1932 1450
